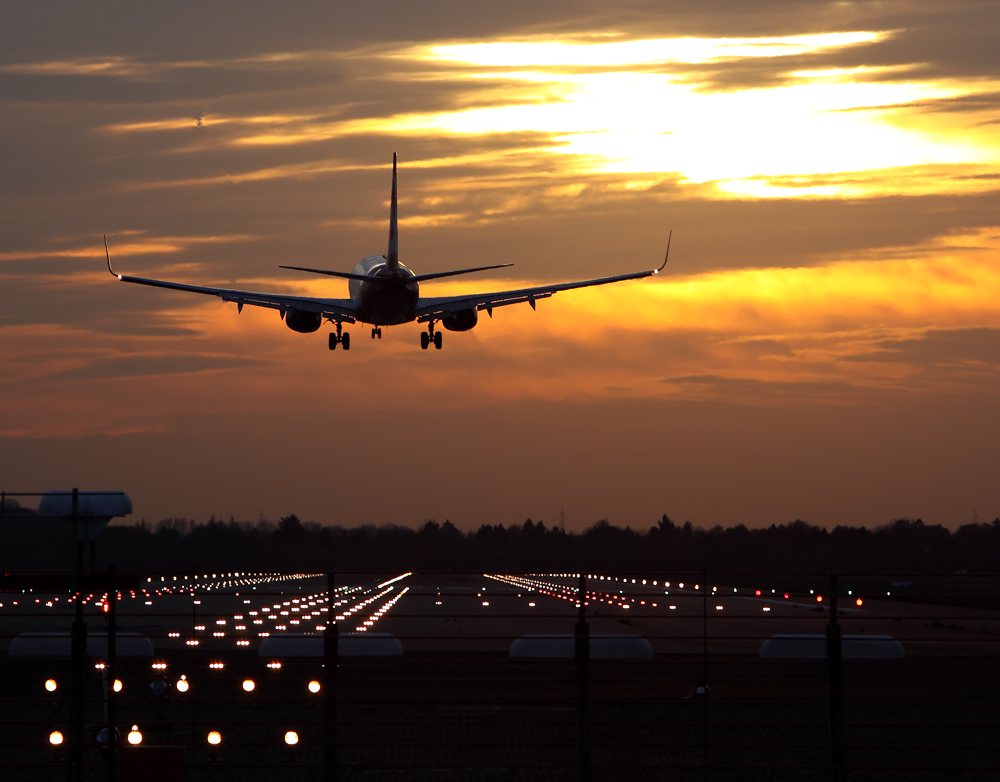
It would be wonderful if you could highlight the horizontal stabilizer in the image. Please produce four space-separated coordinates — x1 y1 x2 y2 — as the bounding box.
279 263 514 284
279 265 385 283
407 263 513 283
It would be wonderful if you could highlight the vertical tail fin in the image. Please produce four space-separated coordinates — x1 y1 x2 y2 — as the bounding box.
386 152 399 272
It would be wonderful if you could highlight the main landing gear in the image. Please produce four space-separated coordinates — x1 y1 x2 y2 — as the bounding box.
371 327 382 339
329 322 350 351
420 321 443 350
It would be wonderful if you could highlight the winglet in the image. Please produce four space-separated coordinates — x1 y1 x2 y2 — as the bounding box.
104 235 122 280
653 230 672 274
386 152 399 272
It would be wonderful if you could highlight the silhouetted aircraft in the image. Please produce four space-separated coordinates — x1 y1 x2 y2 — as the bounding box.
106 154 670 351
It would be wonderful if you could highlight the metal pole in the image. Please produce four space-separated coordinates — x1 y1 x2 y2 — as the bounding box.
190 564 197 744
71 488 79 593
323 572 338 782
107 566 117 782
575 572 590 782
69 487 85 782
703 567 709 782
70 587 86 782
827 571 845 780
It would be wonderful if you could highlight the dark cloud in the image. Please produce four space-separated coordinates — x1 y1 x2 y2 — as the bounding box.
46 353 265 382
846 328 1000 368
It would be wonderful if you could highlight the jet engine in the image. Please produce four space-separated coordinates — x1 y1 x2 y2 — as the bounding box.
441 308 478 332
284 308 322 333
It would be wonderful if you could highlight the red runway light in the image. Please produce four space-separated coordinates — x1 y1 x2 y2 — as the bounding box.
856 598 863 606
755 590 761 596
816 595 823 603
783 593 789 599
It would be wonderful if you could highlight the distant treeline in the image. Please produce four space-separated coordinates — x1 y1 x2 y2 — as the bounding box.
2 501 1000 575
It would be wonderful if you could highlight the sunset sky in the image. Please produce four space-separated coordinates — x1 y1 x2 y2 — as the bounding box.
2 1 999 531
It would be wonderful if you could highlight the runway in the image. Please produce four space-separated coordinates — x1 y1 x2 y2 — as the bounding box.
3 570 1000 658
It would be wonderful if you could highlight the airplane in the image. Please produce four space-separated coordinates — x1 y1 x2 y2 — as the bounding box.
105 153 671 351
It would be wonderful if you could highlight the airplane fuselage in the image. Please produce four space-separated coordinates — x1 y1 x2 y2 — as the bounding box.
349 255 419 325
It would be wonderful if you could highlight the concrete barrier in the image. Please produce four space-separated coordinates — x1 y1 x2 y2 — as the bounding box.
759 634 904 660
9 632 154 657
509 634 654 659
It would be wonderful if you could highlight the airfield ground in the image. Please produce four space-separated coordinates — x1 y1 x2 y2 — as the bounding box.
2 571 998 780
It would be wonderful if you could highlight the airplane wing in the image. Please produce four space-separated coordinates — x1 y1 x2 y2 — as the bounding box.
415 234 671 322
105 238 358 323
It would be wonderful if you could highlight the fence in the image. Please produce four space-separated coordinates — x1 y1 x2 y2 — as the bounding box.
1 567 998 781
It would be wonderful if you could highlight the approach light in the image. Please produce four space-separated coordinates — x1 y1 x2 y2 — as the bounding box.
308 680 321 693
242 679 255 692
284 731 299 746
49 731 64 746
44 679 57 692
207 731 222 745
128 726 142 745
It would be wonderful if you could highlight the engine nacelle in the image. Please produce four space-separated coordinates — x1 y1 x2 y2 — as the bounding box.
284 308 322 333
441 308 478 332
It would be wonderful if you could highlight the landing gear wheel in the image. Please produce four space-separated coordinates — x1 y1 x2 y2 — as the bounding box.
372 328 377 340
342 332 351 350
433 332 442 350
420 332 429 350
329 333 337 350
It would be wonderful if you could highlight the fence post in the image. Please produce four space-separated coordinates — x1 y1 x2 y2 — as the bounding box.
70 582 86 782
702 567 709 781
324 572 338 782
107 565 117 782
575 572 590 782
826 571 845 780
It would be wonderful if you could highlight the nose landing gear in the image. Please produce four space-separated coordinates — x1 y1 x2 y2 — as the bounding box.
420 321 443 350
329 321 350 351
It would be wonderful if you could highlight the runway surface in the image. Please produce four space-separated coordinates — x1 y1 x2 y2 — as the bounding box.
3 570 999 657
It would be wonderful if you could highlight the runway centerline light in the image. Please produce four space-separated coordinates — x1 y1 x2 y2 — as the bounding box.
176 676 189 693
242 679 255 692
207 731 221 745
44 679 57 692
308 680 321 693
113 679 123 693
284 731 299 745
49 730 64 745
127 726 142 745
